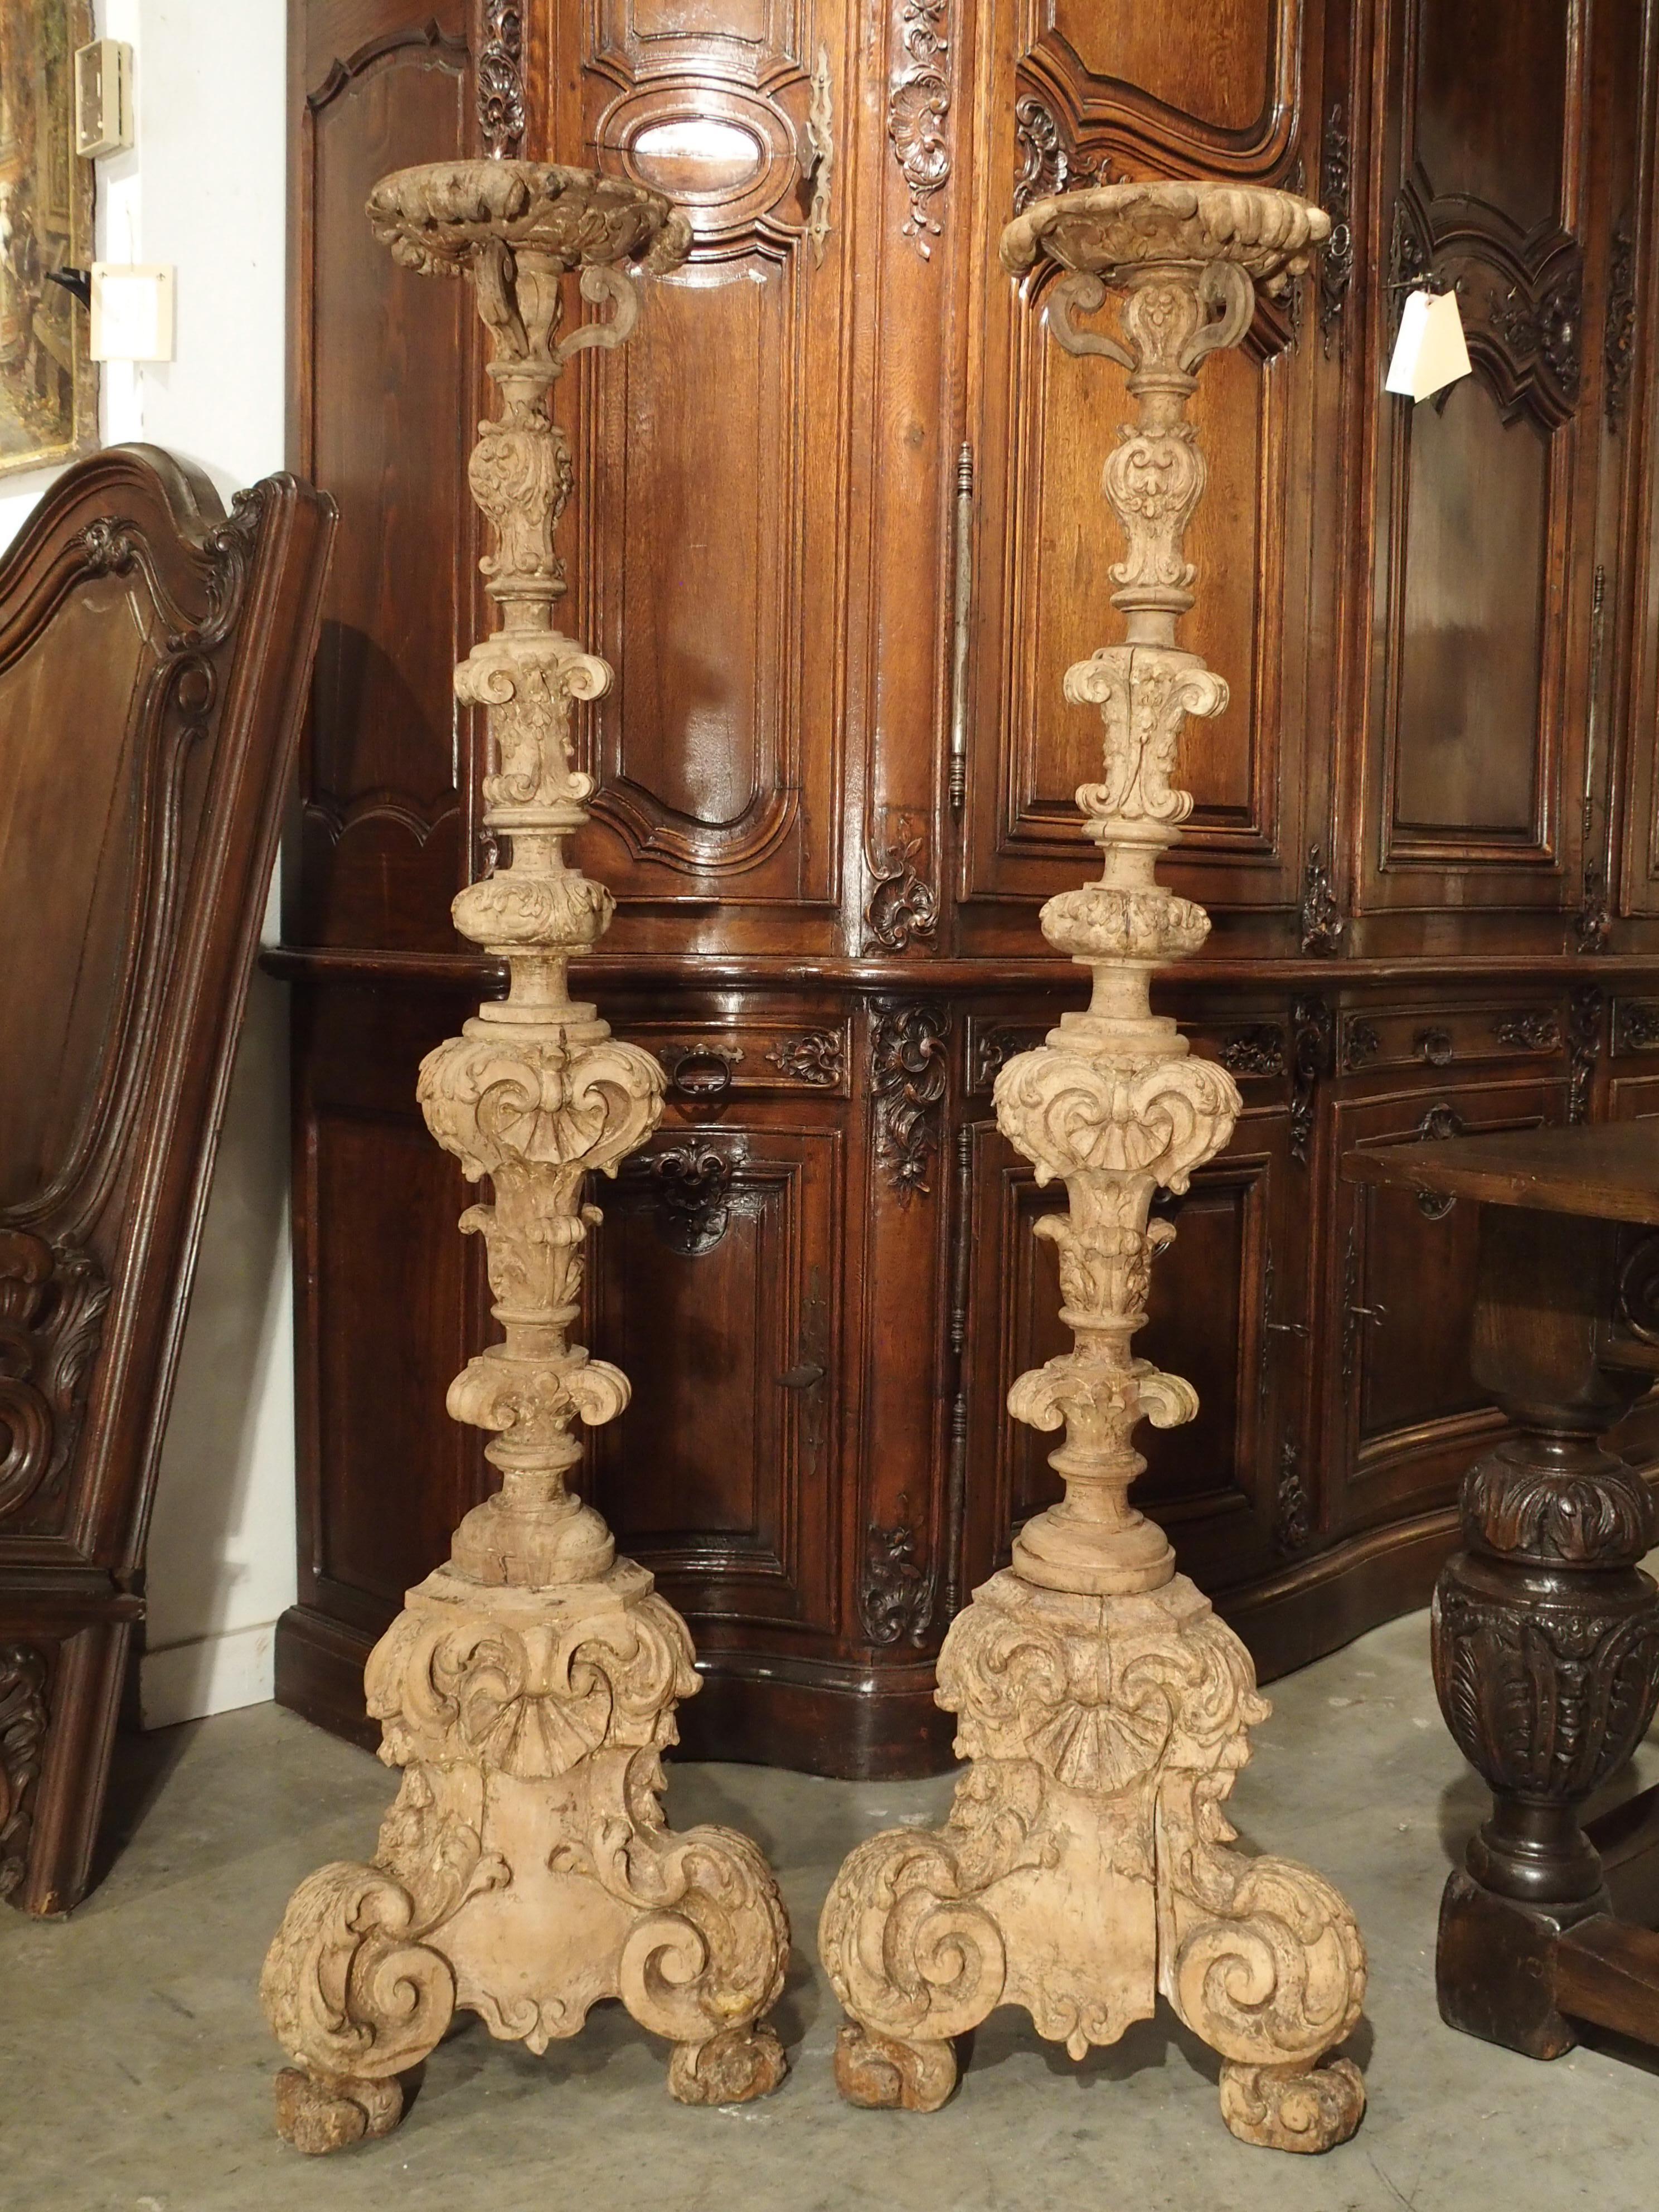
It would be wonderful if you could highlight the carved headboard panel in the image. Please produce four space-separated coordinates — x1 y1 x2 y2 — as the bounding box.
0 445 333 1914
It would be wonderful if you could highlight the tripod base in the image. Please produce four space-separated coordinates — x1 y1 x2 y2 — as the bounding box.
262 1560 789 2152
819 1569 1366 2152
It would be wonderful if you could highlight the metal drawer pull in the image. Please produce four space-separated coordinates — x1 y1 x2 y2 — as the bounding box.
663 1044 743 1098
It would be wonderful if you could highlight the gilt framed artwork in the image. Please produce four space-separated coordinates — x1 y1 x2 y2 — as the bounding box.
0 1 96 478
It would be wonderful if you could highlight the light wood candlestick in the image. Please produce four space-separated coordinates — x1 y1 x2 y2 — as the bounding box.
261 162 789 2154
818 183 1366 2153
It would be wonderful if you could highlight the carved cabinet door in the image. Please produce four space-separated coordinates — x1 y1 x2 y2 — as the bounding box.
1323 1070 1571 1536
289 2 481 949
1354 0 1621 929
540 0 857 945
587 1113 840 1637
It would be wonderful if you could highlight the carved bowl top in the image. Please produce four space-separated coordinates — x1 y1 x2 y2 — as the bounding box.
1001 182 1330 295
368 161 691 279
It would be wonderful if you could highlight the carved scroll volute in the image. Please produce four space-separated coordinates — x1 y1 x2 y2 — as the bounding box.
367 164 691 1589
995 186 1328 1598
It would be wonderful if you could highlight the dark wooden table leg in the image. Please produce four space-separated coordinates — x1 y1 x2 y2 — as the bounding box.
1430 1206 1659 2058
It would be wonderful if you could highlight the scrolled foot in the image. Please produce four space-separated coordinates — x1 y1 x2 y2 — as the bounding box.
833 2020 958 2111
273 2067 404 2156
1218 2056 1365 2153
667 2022 789 2105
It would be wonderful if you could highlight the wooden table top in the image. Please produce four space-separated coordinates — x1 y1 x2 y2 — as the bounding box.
1343 1120 1659 1225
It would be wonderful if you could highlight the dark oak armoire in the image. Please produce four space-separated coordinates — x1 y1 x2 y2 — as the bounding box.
275 0 1659 1777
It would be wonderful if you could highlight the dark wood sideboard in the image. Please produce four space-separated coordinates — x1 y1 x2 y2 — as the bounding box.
273 0 1659 1777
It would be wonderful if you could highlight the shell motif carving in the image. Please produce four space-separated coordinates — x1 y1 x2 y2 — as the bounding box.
366 1578 698 1776
993 1046 1239 1194
418 1034 664 1185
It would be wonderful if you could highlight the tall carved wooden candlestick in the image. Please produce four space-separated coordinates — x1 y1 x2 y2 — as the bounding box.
819 185 1365 2153
261 163 789 2155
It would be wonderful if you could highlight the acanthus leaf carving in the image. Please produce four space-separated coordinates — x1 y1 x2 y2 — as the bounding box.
1617 1000 1659 1054
0 1230 110 1524
647 1142 743 1257
1604 215 1636 434
871 1004 949 1203
763 1029 845 1087
887 0 950 258
864 812 938 953
0 1643 48 1899
476 1 525 160
1433 1580 1659 1802
1343 1018 1380 1070
1299 845 1344 956
1495 1010 1562 1052
1012 96 1103 217
1219 1024 1286 1079
1273 1440 1312 1556
860 1507 935 1647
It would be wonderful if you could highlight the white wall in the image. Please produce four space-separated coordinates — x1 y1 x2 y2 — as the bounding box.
0 1 297 1726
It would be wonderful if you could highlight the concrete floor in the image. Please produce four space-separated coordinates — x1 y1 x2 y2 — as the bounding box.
4 1607 1657 2212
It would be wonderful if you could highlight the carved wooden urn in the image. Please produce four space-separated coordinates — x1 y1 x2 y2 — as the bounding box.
259 161 789 2154
818 182 1369 2153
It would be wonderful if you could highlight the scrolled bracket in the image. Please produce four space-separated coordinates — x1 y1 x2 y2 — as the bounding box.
1045 270 1132 365
1184 260 1256 368
557 262 643 363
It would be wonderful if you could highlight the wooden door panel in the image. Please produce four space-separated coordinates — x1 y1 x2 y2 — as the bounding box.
1362 0 1591 916
1326 1074 1569 1530
308 1110 477 1619
292 9 476 950
589 1124 839 1630
0 577 153 1215
555 0 845 915
1020 0 1302 171
1391 390 1552 848
295 981 484 1630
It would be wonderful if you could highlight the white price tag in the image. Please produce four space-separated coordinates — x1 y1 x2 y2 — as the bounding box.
1385 287 1471 403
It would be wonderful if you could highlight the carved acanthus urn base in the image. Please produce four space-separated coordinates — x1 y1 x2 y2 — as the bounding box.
821 1570 1365 2152
263 1564 788 2151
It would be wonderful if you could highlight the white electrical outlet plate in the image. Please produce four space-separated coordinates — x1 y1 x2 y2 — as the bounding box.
90 265 175 363
74 39 134 159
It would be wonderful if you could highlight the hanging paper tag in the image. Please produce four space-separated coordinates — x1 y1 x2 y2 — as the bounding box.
1385 287 1471 403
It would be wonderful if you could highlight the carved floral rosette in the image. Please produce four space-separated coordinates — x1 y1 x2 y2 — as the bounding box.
262 162 789 2148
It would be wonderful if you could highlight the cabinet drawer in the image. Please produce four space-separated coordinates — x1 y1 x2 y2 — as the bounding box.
623 1016 853 1100
1339 1000 1565 1075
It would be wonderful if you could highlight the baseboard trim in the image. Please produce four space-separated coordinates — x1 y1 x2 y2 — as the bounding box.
139 1619 279 1729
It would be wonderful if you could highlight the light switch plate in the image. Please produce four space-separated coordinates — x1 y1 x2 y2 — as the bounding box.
90 265 175 363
